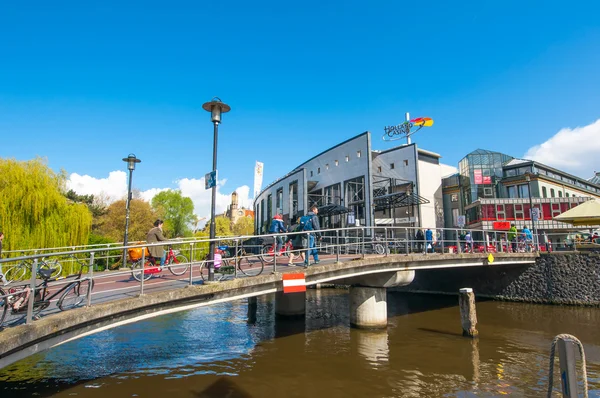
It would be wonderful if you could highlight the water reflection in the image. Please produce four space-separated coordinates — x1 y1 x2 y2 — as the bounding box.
0 290 598 397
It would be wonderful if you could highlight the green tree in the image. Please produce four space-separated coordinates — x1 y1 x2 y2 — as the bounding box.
232 216 254 236
151 190 195 237
201 215 234 237
0 158 92 251
96 199 157 242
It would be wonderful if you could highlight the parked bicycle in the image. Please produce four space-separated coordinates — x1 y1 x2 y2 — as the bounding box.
131 245 190 282
199 244 264 281
0 255 93 327
3 256 62 284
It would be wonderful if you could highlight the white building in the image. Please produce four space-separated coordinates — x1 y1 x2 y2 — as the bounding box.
253 131 456 236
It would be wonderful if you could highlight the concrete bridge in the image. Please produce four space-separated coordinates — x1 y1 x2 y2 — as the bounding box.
0 252 536 369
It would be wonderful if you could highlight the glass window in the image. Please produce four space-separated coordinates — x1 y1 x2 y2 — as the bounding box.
326 164 329 170
566 192 569 197
518 184 529 198
550 189 555 197
558 191 562 197
507 185 517 198
404 159 409 166
276 188 283 212
390 163 395 169
335 160 339 166
345 155 349 162
505 169 516 177
357 151 361 158
318 167 321 174
542 186 547 198
377 166 382 173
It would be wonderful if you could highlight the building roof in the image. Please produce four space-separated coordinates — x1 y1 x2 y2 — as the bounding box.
504 158 531 167
589 172 600 185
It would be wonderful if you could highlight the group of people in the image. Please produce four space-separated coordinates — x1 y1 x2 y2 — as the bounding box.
507 224 533 252
415 228 435 253
269 205 321 267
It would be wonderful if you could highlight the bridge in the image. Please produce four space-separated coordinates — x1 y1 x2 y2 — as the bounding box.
0 227 537 370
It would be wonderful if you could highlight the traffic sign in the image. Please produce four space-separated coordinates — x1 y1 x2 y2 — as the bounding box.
531 208 540 221
205 170 217 189
457 215 466 228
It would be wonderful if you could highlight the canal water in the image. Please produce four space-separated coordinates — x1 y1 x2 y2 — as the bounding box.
1 290 599 397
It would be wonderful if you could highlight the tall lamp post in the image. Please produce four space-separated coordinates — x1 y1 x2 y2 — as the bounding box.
202 97 231 282
122 154 142 267
525 173 538 251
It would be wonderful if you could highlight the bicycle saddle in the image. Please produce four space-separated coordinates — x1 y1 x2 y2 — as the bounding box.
38 268 56 280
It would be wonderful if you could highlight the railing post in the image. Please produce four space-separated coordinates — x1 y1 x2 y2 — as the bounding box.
26 258 38 324
456 230 462 254
361 229 365 259
469 229 474 253
336 229 340 263
189 243 194 286
234 238 239 279
405 228 409 255
441 229 445 253
105 244 110 271
87 252 94 307
140 248 145 296
384 227 389 257
272 234 277 274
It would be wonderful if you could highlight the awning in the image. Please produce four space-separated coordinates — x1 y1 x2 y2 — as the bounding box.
318 204 351 216
554 199 600 226
373 192 430 211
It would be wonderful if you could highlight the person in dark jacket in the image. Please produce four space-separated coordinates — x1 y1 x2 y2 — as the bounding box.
147 220 168 267
304 206 321 267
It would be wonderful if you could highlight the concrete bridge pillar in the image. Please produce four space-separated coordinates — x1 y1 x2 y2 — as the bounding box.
247 296 257 324
275 291 306 318
349 286 387 329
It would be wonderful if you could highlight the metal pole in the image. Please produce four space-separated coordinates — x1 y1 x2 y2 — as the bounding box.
26 259 38 324
405 112 411 145
87 252 94 307
234 239 239 279
122 167 133 268
528 180 538 251
336 229 340 263
189 243 194 286
140 249 145 296
208 121 219 282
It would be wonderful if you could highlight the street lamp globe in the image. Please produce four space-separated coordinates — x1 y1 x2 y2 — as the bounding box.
202 97 231 124
122 153 141 171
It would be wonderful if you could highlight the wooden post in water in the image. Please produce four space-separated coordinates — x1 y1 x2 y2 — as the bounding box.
459 288 478 338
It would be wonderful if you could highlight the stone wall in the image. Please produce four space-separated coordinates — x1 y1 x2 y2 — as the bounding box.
392 252 600 306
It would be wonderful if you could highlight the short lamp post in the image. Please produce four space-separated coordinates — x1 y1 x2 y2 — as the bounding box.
525 173 538 251
202 97 231 282
122 154 142 267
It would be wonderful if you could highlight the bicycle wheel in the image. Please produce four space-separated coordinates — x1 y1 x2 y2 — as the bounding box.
199 260 209 281
374 243 385 255
167 254 189 276
260 245 275 263
2 287 30 326
58 279 94 311
131 260 152 282
4 264 26 283
40 260 62 279
200 259 229 281
237 253 264 277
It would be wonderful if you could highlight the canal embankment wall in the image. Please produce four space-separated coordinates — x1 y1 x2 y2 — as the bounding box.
391 252 600 306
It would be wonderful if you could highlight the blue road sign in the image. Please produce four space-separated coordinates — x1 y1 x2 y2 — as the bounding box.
205 170 217 189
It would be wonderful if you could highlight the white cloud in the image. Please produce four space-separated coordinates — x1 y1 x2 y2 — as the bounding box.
524 119 600 178
67 172 253 229
67 171 127 202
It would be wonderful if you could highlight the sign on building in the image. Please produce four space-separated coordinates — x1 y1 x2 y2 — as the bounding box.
531 208 540 221
457 215 466 228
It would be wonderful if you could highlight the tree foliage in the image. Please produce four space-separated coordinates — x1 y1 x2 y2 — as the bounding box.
95 199 158 242
201 215 234 237
151 190 195 237
0 158 92 252
232 216 254 236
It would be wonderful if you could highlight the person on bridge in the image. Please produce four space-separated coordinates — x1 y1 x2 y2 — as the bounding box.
425 228 434 253
522 225 533 252
508 224 518 252
147 220 168 268
301 205 321 267
269 214 287 253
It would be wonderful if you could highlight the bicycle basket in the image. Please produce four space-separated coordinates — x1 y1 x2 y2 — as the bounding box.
128 246 150 261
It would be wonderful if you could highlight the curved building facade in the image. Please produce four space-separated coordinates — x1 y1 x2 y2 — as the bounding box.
253 132 456 237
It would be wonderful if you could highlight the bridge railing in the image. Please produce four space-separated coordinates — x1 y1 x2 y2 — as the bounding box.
0 224 531 329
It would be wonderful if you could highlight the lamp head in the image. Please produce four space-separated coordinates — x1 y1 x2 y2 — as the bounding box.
202 97 231 124
122 154 141 171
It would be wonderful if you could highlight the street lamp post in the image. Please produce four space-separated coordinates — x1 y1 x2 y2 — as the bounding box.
525 173 538 251
122 154 142 267
202 97 231 282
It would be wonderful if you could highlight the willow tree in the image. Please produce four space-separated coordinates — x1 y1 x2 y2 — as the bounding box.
0 158 92 252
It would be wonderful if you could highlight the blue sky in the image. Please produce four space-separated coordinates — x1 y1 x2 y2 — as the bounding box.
1 1 599 219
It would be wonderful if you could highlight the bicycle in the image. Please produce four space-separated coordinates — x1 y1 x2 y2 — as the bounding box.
199 244 264 281
3 257 62 284
131 245 190 282
260 239 293 263
0 256 93 327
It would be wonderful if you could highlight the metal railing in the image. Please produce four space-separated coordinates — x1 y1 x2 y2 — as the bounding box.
0 225 536 330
